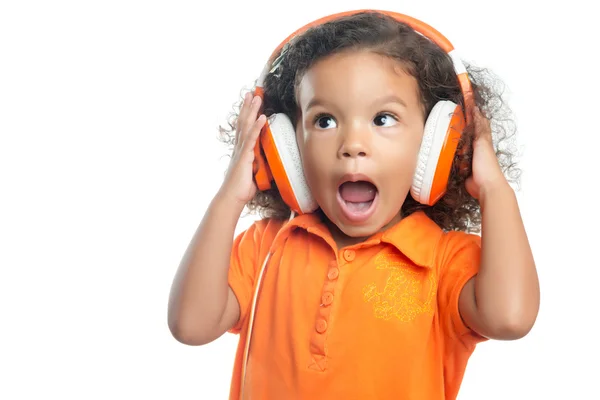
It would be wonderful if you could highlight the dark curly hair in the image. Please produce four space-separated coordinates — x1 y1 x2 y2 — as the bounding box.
218 11 520 234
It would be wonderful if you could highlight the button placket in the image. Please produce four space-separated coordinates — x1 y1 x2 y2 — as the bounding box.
316 260 338 319
309 259 339 370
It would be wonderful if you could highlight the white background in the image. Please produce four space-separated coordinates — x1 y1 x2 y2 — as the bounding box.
1 0 598 399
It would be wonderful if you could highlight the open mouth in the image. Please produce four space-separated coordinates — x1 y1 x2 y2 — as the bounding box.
336 178 378 223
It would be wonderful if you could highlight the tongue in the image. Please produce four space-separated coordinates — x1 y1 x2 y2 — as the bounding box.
339 181 377 203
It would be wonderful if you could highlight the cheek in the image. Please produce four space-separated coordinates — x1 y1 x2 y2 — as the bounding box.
381 136 422 182
298 125 330 164
297 130 337 195
302 141 330 183
297 129 323 183
403 143 421 170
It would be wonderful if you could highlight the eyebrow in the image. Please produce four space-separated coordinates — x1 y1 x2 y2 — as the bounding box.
372 95 408 109
305 98 328 111
305 94 408 111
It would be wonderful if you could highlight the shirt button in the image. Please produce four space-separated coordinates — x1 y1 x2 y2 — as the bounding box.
321 292 334 306
327 267 339 280
343 249 355 262
316 319 328 333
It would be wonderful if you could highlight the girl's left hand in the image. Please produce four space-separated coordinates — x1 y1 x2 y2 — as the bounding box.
464 107 509 200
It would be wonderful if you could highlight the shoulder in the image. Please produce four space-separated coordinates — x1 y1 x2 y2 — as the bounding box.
234 217 287 251
437 230 481 263
248 217 286 236
381 211 479 269
433 228 481 285
397 211 480 269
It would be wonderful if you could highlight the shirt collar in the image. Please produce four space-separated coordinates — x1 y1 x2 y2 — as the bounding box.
379 211 442 268
274 210 442 269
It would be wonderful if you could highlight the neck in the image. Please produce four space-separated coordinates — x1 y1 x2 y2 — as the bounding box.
318 210 404 250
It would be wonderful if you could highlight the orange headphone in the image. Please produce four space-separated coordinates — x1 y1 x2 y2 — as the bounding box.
251 9 473 214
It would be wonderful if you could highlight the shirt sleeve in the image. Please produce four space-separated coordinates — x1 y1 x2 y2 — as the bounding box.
437 230 488 347
227 218 283 334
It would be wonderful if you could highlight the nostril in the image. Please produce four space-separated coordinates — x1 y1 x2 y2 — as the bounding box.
343 151 367 157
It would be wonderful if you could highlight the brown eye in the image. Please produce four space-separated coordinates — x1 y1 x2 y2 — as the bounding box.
315 115 337 129
373 113 398 127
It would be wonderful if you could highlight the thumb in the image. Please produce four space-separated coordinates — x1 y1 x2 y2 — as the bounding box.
465 176 480 200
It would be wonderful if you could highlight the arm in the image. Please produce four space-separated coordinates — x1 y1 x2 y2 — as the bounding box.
459 183 539 340
167 193 245 346
459 108 540 340
168 92 267 345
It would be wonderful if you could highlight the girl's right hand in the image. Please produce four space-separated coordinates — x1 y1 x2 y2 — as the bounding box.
219 92 267 207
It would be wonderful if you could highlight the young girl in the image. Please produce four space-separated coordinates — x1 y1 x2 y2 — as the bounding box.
168 10 540 400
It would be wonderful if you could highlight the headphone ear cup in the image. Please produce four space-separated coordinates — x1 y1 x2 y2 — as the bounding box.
260 113 318 214
411 100 465 206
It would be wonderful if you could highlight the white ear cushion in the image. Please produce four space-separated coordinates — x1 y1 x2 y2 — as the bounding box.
267 113 318 213
411 100 458 204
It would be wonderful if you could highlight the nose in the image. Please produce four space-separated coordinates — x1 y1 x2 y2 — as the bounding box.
338 124 370 159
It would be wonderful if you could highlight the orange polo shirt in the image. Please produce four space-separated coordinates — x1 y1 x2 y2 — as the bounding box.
227 210 486 400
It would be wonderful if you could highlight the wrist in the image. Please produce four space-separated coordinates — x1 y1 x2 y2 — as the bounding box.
479 179 515 210
214 188 248 214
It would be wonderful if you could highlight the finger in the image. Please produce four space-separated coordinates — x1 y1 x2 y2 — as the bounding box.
473 107 492 141
241 114 267 153
464 176 479 199
242 95 263 137
235 92 253 142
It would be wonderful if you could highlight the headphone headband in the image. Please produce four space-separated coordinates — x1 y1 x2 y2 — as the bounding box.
256 9 474 124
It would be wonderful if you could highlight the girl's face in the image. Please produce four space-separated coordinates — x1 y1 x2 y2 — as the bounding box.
296 50 426 243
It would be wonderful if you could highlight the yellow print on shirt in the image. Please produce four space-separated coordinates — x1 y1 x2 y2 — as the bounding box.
362 252 436 322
